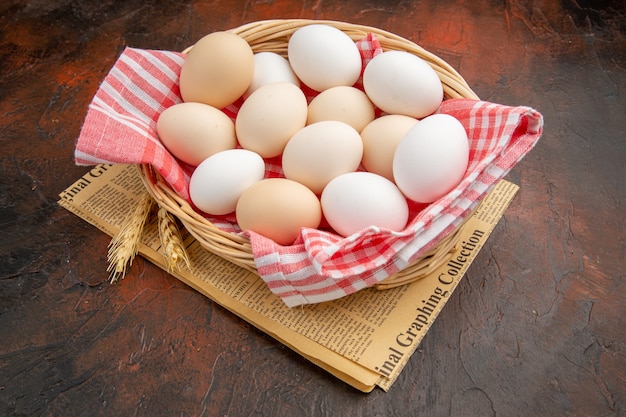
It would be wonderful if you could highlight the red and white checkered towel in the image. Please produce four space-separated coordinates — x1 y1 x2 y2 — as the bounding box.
75 34 543 307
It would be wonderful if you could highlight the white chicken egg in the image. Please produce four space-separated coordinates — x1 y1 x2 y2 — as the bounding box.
321 171 409 237
244 52 300 98
287 24 362 92
189 149 265 215
363 50 443 119
393 114 469 203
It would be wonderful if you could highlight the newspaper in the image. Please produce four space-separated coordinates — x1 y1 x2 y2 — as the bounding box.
58 164 518 392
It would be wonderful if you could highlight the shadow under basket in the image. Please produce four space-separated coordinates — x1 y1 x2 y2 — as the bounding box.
137 19 481 292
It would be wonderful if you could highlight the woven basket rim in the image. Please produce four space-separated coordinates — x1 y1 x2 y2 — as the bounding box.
139 18 480 287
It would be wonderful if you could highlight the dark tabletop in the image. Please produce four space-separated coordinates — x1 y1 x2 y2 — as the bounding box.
1 1 625 416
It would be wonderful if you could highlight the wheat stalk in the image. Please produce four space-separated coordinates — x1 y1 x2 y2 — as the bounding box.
157 206 191 272
107 191 153 282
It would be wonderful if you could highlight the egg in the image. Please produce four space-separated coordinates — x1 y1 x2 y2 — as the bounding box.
393 114 469 203
307 86 375 132
287 24 362 92
236 178 322 245
244 52 300 98
189 149 265 215
179 31 254 108
156 102 237 166
321 172 409 237
282 120 363 194
363 50 443 119
236 82 308 158
361 114 419 181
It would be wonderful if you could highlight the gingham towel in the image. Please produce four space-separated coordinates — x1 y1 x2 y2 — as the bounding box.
75 34 543 307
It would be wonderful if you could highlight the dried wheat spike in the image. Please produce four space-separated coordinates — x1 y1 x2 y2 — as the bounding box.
157 206 191 273
107 191 153 283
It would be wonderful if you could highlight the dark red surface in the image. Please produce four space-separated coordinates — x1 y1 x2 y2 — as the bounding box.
1 1 624 416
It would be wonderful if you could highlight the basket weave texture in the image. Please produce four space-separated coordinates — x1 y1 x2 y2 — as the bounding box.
138 19 479 291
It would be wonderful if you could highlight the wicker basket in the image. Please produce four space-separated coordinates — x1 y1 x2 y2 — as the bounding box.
138 19 480 290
